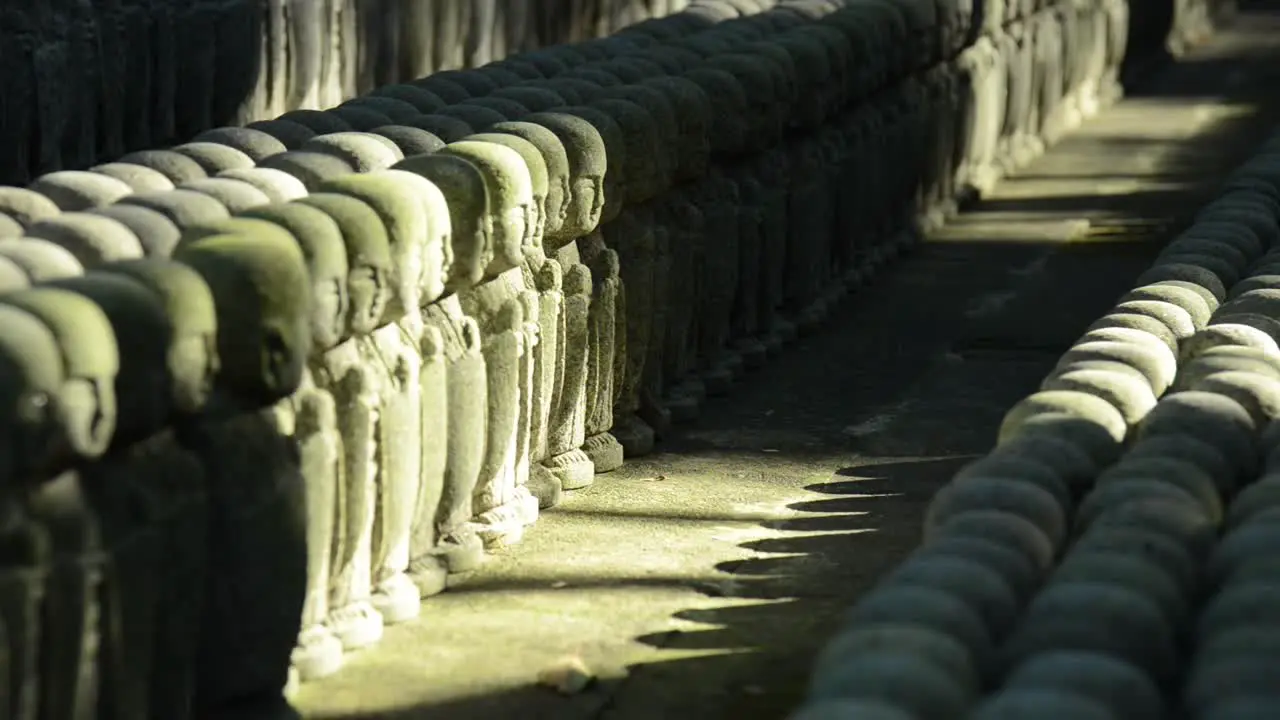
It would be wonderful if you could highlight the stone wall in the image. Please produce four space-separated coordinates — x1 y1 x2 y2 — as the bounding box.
0 0 1230 718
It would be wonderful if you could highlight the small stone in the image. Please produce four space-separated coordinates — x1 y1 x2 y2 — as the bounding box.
537 655 595 694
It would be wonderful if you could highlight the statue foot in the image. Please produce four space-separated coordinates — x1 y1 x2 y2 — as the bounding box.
703 363 734 397
546 448 595 490
408 554 448 598
327 600 384 651
371 572 421 624
513 484 540 525
583 431 625 473
528 462 565 508
612 412 656 457
292 624 344 681
438 529 486 574
474 501 528 548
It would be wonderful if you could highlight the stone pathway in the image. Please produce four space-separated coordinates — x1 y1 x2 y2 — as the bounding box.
296 9 1280 719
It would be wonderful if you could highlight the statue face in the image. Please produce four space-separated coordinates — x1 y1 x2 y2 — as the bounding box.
312 274 347 350
169 330 219 413
347 264 390 336
421 228 447 303
571 175 606 233
496 205 528 267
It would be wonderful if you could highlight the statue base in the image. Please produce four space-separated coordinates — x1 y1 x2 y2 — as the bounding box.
583 431 625 473
613 412 656 457
370 572 421 624
327 600 383 651
291 625 344 682
546 447 595 490
528 462 565 508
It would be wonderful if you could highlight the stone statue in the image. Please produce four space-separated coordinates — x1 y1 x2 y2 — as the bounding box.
169 226 312 717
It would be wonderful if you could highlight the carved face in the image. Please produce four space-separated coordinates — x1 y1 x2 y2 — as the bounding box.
422 229 447 303
169 330 219 413
312 275 347 350
348 264 390 336
576 175 606 231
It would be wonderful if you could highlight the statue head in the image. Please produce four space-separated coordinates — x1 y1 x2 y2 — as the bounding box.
390 154 491 294
316 173 428 325
460 96 531 122
370 84 448 114
45 273 172 446
117 189 231 229
683 68 749 157
179 178 273 214
524 112 608 236
295 193 393 338
278 109 354 136
340 96 422 125
371 126 447 157
435 104 508 133
490 120 573 244
0 238 84 282
407 114 475 143
170 142 256 174
597 78 682 193
0 304 67 482
491 86 565 113
245 118 317 149
172 229 312 408
114 149 209 184
89 163 176 194
378 169 452 306
301 132 405 173
216 167 309 204
547 107 627 223
23 213 145 265
28 171 133 211
410 76 472 105
86 204 181 257
1 288 120 460
641 76 713 182
259 150 358 191
440 141 533 277
587 98 663 205
192 126 289 162
464 133 549 253
237 206 352 352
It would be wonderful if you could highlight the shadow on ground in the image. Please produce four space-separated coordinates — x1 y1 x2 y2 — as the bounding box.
298 8 1280 720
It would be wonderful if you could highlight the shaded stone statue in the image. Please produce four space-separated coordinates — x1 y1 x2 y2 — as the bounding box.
168 226 311 718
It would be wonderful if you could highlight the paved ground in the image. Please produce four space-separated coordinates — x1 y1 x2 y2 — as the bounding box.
297 10 1280 719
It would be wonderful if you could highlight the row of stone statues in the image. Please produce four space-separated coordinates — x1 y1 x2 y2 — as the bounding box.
0 0 1183 718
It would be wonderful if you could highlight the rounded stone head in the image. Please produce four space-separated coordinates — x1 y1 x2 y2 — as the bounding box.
708 53 782 150
279 109 354 136
24 213 146 266
295 193 394 338
462 97 531 121
171 142 256 175
86 204 182 257
407 115 475 143
411 76 472 105
435 104 508 133
524 111 609 236
45 273 172 445
318 174 430 323
117 189 231 229
0 238 85 282
464 133 548 252
180 178 273 214
208 209 351 352
245 118 318 149
104 259 220 414
586 98 663 205
379 169 452 306
1 288 120 460
371 84 448 114
490 121 573 244
492 87 565 114
341 96 423 125
259 151 358 191
301 132 405 173
391 154 492 293
28 171 133 212
597 80 681 192
372 126 448 157
440 141 534 277
683 68 749 156
216 168 309 204
115 150 209 184
0 304 67 481
172 230 313 407
90 163 177 194
192 126 289 162
641 76 713 182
